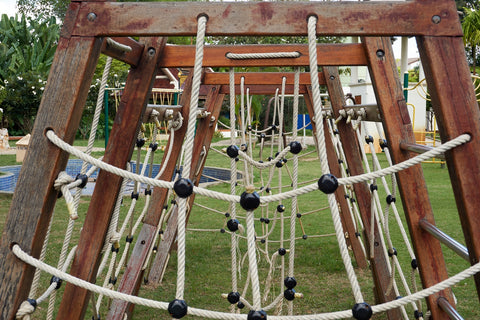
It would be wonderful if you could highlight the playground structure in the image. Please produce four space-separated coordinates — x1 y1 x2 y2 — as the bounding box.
0 1 480 319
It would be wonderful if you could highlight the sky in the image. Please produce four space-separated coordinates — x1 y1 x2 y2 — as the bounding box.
0 0 419 59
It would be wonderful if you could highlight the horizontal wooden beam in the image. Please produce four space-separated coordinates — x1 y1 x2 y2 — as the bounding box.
72 1 461 37
101 37 144 67
211 84 309 95
203 72 325 86
159 44 367 67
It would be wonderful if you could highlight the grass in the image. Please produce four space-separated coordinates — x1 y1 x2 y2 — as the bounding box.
0 138 479 319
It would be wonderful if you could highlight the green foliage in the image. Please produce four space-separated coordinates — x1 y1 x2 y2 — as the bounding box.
0 14 59 133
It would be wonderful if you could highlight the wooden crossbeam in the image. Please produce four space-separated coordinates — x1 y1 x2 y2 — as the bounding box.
70 1 461 37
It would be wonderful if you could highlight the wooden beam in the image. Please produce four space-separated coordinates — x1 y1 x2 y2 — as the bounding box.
362 36 454 319
417 35 480 301
56 37 167 320
323 66 403 319
72 1 461 37
159 44 367 67
212 84 310 96
203 72 325 86
0 36 102 320
101 37 144 67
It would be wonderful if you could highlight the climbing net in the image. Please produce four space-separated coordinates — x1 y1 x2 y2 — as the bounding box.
12 16 480 320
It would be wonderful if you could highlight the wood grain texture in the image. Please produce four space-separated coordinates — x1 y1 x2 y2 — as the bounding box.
323 67 403 319
72 1 461 37
56 37 167 320
362 36 454 319
203 72 325 86
101 37 144 67
0 36 102 320
158 44 367 67
417 35 480 300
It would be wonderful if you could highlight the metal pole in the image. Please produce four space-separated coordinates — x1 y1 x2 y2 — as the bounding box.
419 219 469 261
438 297 464 320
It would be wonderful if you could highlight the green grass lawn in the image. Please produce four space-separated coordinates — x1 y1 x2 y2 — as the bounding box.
0 139 478 319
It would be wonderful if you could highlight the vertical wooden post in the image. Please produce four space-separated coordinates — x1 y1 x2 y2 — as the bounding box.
323 66 403 319
0 15 102 319
147 85 225 285
303 88 368 270
417 36 480 300
55 37 167 320
362 36 454 319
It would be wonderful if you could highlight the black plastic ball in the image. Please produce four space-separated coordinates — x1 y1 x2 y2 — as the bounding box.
227 219 240 232
220 228 225 233
302 234 308 240
317 174 339 194
174 178 193 198
296 213 302 218
225 212 230 217
75 173 88 188
284 289 296 301
277 204 285 212
264 218 270 224
136 138 145 148
278 248 287 256
50 276 63 289
352 302 372 320
275 161 283 168
168 299 188 319
289 141 302 154
226 145 239 158
240 143 248 152
149 142 158 151
365 135 374 144
260 133 266 139
227 291 240 304
414 310 424 319
240 191 261 211
247 310 267 320
284 276 297 289
411 259 418 269
237 302 245 309
247 125 252 131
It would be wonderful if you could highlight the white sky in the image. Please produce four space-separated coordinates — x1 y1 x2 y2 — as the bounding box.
0 0 418 59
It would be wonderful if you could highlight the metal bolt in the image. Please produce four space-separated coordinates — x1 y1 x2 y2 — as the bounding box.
329 75 335 80
148 48 156 56
432 15 441 24
376 49 385 58
87 12 97 22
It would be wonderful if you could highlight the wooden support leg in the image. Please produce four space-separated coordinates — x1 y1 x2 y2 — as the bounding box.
323 66 403 319
107 84 224 319
303 88 368 270
417 36 480 300
148 85 225 285
362 36 454 319
0 35 102 320
55 37 167 320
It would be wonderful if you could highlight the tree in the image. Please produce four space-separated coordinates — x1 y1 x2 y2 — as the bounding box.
462 8 480 74
0 14 59 133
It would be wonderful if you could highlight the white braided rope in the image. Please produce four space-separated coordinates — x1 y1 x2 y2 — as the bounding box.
12 244 480 320
307 16 363 303
45 130 470 207
225 51 301 60
238 145 290 169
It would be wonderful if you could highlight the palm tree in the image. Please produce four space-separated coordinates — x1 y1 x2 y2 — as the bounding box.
462 8 480 74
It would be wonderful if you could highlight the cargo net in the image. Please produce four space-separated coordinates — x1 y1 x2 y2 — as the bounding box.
13 15 478 320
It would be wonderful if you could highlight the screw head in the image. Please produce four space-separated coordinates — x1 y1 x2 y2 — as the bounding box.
87 12 97 21
376 49 385 58
432 15 441 24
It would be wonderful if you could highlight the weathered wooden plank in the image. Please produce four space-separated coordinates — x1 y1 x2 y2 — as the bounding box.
416 35 480 300
303 88 368 270
203 72 325 86
148 85 225 285
159 44 367 67
323 66 403 319
215 84 310 96
72 1 461 37
362 36 454 319
56 37 167 320
0 36 102 320
105 72 196 319
101 37 144 67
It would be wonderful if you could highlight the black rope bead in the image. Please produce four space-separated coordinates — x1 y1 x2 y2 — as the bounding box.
369 184 378 192
240 143 248 152
248 310 267 320
168 299 188 319
282 158 287 164
109 276 117 285
27 298 37 310
227 291 240 304
227 219 240 232
75 173 88 188
260 217 265 223
284 276 297 289
355 232 361 237
271 124 277 131
267 156 273 161
278 248 287 256
226 145 239 158
260 133 266 139
171 199 177 205
302 234 308 240
414 310 424 319
352 302 373 320
365 135 374 144
149 142 158 152
338 159 343 164
265 187 271 193
145 189 152 196
126 235 134 243
247 125 252 131
235 157 239 162
277 204 285 213
344 194 350 199
296 213 302 218
345 168 350 175
225 212 230 217
386 195 396 204
240 190 261 211
284 289 296 301
111 244 119 253
275 160 283 168
379 139 388 150
333 129 339 135
317 174 339 194
220 228 225 233
136 138 145 148
50 276 63 289
174 178 193 198
289 141 302 154
131 192 139 200
388 247 398 257
237 301 245 309
411 259 418 270
264 218 270 224
350 198 356 203
260 239 266 244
